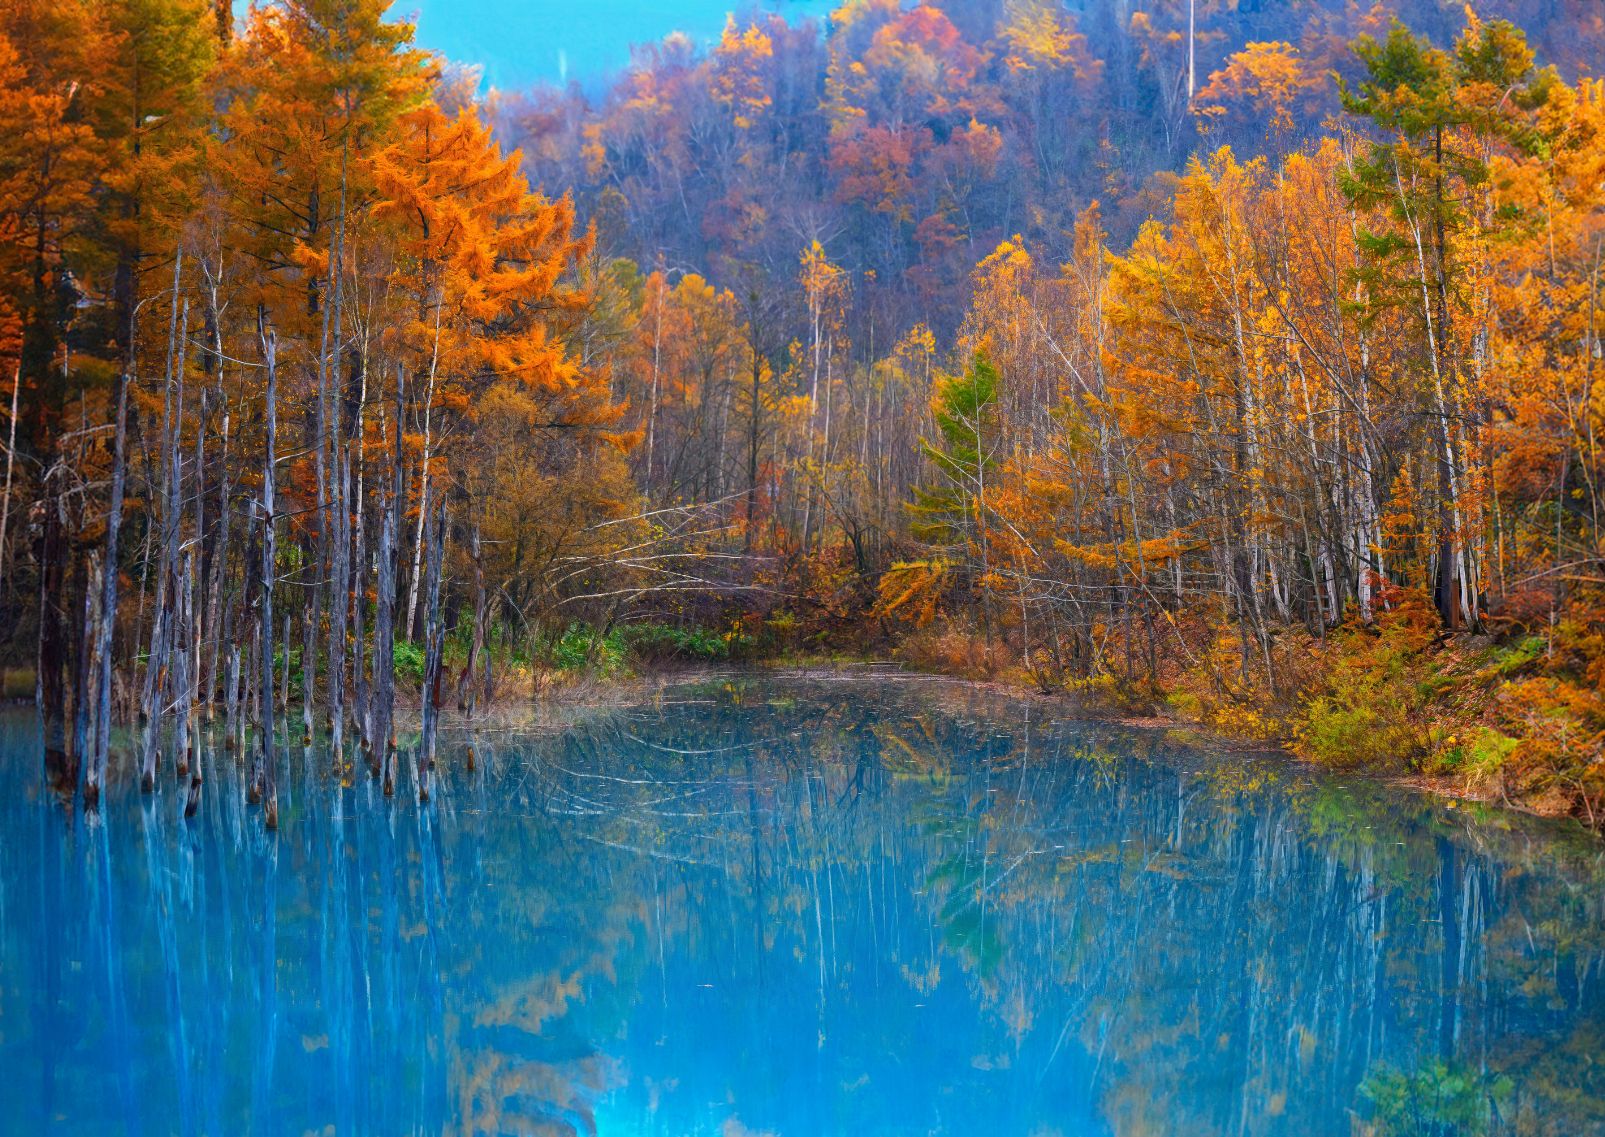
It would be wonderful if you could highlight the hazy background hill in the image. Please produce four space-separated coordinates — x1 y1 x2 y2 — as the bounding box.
491 0 1604 338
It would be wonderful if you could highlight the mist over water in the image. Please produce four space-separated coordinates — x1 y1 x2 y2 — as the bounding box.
2 676 1603 1135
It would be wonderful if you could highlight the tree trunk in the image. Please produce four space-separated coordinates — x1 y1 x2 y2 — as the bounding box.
201 263 231 719
139 285 189 791
86 362 130 811
259 323 280 831
225 642 241 758
37 470 72 796
458 522 487 716
375 365 404 795
418 500 446 803
0 364 19 615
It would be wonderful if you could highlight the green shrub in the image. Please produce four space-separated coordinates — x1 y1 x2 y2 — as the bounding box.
1295 589 1437 768
619 623 731 663
1479 634 1545 679
1300 694 1425 767
393 639 426 685
763 610 800 652
1430 726 1519 779
539 624 627 676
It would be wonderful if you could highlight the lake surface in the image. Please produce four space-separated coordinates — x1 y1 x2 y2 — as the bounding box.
2 674 1603 1136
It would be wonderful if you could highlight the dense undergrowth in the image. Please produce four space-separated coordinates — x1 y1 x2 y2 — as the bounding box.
881 591 1605 829
381 620 744 692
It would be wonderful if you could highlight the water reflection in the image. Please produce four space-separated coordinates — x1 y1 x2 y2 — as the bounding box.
1 677 1602 1136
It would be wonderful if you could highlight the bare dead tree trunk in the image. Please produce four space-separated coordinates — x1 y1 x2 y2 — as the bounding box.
182 385 205 771
86 362 130 811
351 457 368 757
1187 0 1196 104
745 335 764 552
200 259 229 718
301 606 314 744
280 611 291 724
139 283 188 792
329 435 351 768
458 522 487 716
405 300 442 641
259 322 280 831
375 364 404 795
176 549 201 819
246 523 263 805
418 500 446 804
350 345 372 762
0 363 18 614
224 642 241 758
70 551 100 794
202 387 232 719
37 456 72 796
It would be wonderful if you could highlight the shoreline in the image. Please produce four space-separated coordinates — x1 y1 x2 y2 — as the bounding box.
448 657 1599 837
1 659 1591 837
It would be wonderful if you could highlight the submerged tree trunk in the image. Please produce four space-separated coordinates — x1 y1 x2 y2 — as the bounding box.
324 150 352 767
246 512 264 805
351 437 368 761
70 551 101 797
350 342 373 761
301 607 314 744
418 500 446 803
374 364 404 795
37 464 71 797
280 612 291 725
225 642 241 758
138 284 189 792
182 382 206 775
201 260 231 720
36 456 71 796
259 324 280 831
175 549 201 818
86 363 131 811
328 438 350 767
203 400 232 719
0 362 19 715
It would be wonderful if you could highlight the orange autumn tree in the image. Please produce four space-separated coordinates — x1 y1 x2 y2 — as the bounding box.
1196 41 1322 141
1476 66 1605 796
372 97 630 636
710 15 775 133
0 0 116 774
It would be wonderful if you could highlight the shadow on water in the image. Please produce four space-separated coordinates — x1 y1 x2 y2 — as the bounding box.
1 675 1602 1136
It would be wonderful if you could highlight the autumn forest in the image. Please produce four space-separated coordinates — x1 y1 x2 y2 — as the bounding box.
2 0 1604 828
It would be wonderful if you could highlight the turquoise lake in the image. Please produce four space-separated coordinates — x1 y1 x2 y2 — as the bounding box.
2 675 1602 1135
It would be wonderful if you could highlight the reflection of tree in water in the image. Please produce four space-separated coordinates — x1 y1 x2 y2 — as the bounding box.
448 678 1605 1137
5 682 1599 1136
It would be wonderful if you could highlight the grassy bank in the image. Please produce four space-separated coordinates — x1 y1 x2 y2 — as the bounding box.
436 619 1600 834
391 601 1598 830
877 595 1603 830
10 609 1588 831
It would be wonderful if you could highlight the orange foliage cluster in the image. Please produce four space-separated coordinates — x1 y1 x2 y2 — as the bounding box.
0 0 643 794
